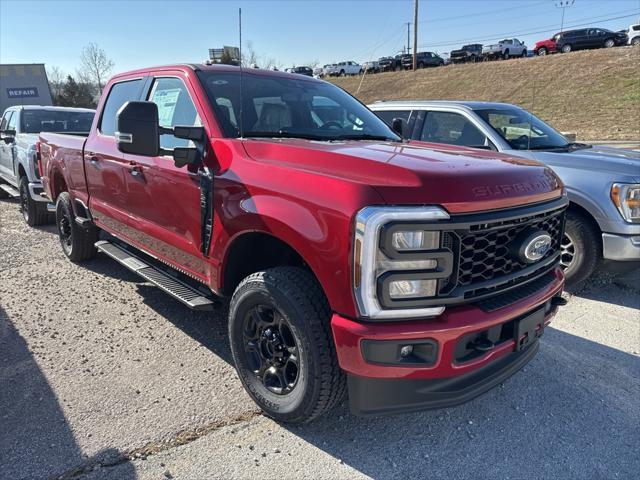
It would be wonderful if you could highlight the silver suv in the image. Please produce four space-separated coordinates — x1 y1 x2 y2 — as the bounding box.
369 100 640 288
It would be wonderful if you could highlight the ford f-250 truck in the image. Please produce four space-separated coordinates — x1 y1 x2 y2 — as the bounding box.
39 64 567 423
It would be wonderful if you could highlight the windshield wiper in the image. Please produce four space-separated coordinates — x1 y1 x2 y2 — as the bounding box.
243 131 328 141
332 133 400 142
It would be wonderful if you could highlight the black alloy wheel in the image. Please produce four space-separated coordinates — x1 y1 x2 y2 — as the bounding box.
242 304 300 395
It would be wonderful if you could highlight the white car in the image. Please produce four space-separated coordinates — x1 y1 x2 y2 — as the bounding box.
627 24 640 45
325 61 362 77
482 38 527 60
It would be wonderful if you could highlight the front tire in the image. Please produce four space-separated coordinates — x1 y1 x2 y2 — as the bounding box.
19 176 50 227
503 49 510 60
604 38 615 48
55 191 97 262
561 211 601 290
229 267 346 423
561 44 572 53
537 47 547 56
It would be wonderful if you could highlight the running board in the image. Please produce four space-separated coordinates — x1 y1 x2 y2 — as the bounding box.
0 183 20 197
95 240 215 311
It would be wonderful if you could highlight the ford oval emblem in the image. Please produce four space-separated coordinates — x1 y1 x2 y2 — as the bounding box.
511 229 553 264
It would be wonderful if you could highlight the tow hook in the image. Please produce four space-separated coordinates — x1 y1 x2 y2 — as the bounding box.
470 336 495 353
551 296 568 307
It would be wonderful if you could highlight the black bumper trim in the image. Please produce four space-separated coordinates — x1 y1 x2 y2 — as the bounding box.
348 341 539 416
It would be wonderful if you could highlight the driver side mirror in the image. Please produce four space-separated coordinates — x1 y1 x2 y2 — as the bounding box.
116 101 160 156
116 101 205 168
1 129 16 144
391 117 405 137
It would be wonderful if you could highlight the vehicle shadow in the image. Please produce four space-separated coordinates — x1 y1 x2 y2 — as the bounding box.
280 327 640 479
571 269 640 309
0 306 137 480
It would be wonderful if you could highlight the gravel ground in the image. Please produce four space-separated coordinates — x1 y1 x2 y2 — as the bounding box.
1 198 638 480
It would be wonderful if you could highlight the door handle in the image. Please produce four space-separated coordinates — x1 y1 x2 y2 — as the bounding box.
85 152 99 164
129 164 143 177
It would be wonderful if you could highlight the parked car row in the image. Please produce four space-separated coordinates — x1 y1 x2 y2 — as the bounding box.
534 25 634 56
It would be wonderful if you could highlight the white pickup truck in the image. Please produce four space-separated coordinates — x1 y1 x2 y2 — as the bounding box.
325 61 363 76
0 105 95 225
482 38 527 60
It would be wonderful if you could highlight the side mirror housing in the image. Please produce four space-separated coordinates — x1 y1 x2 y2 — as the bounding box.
391 117 405 137
116 101 205 168
116 101 160 156
1 129 16 144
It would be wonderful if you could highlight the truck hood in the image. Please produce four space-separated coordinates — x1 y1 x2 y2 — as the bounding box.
243 139 562 213
523 146 640 180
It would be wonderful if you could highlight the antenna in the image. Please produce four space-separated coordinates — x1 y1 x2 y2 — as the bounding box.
238 7 244 139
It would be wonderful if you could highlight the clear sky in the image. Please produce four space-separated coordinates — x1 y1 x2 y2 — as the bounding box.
1 0 638 76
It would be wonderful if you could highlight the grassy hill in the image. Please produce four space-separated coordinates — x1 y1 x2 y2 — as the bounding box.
330 47 640 141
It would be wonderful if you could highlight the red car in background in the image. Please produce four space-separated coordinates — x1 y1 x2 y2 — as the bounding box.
534 33 561 56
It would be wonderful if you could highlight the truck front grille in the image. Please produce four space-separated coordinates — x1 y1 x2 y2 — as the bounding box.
457 209 564 287
429 199 567 306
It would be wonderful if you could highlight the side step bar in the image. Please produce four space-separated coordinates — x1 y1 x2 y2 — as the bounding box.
0 183 20 197
95 240 216 311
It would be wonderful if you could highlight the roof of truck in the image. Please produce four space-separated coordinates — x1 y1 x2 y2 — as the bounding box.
5 105 95 112
111 63 324 83
368 100 524 110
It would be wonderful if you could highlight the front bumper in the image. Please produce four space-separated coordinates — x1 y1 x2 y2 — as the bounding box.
28 181 49 202
332 267 564 415
602 233 640 261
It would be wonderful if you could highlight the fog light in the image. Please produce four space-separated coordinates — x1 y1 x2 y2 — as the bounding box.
389 279 437 299
400 345 413 357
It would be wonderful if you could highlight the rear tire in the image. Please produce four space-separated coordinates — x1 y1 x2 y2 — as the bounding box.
19 176 50 227
229 267 346 423
0 180 9 199
561 211 601 291
632 37 640 46
55 191 97 262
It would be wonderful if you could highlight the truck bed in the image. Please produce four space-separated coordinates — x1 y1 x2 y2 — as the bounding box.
39 132 88 203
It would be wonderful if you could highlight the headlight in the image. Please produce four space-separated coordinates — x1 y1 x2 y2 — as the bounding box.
353 206 451 320
611 183 640 223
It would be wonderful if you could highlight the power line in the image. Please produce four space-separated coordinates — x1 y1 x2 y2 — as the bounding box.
416 0 548 24
417 11 639 49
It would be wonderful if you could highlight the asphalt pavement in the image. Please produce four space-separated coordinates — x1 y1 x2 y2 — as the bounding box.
1 198 638 480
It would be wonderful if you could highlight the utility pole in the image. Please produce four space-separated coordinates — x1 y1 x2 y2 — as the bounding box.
555 0 575 32
406 22 411 54
412 0 418 70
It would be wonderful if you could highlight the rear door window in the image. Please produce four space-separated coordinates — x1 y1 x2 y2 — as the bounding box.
420 111 488 147
99 79 143 136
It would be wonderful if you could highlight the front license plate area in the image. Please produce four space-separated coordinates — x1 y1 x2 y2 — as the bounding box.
515 307 545 351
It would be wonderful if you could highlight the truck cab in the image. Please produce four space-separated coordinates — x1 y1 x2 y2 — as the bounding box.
40 65 567 422
0 105 94 225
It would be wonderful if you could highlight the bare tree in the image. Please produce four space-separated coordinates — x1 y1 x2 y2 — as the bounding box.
46 66 66 100
242 40 260 67
79 42 114 94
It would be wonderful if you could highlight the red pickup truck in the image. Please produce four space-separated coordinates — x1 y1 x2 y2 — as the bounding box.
39 64 567 423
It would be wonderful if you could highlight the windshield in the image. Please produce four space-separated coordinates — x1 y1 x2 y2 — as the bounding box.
197 70 400 142
21 109 94 134
474 107 569 150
